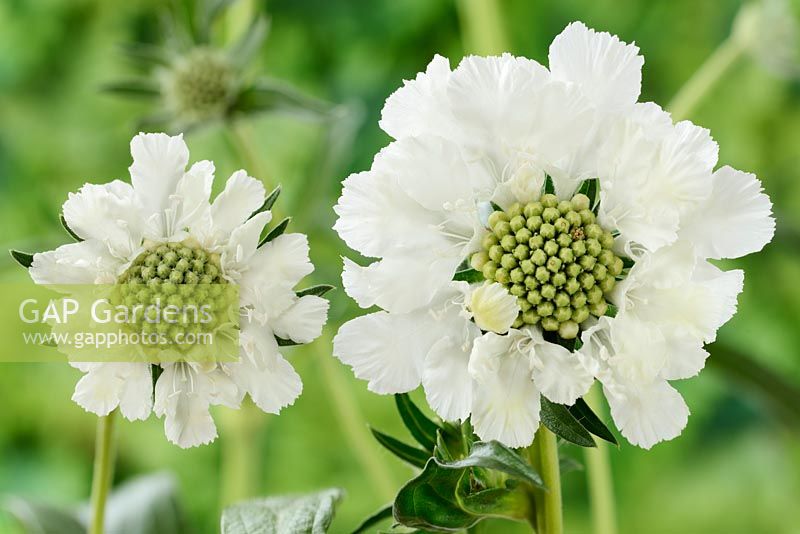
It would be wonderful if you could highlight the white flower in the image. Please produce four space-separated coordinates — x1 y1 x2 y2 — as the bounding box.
29 132 328 448
333 22 774 449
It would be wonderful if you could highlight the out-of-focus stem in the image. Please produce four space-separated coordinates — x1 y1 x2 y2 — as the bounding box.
224 121 270 188
455 0 511 55
219 400 266 507
89 411 117 534
584 384 617 534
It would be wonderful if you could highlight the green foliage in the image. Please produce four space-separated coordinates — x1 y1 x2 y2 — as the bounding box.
220 488 343 534
395 393 439 451
540 397 596 447
258 216 291 247
9 250 33 269
567 398 618 446
3 474 186 534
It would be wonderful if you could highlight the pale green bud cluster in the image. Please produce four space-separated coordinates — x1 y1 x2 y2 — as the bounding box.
470 194 624 340
164 48 236 121
113 242 229 348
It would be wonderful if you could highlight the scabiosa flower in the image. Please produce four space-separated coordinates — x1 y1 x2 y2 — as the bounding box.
332 22 774 449
103 3 328 132
25 132 328 447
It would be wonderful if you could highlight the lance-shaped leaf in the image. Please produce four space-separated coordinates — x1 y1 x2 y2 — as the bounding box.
100 80 161 98
10 250 33 269
60 214 83 242
452 268 484 284
296 285 336 298
370 428 430 468
221 488 343 534
543 174 555 195
352 504 393 534
234 80 330 120
436 441 545 490
229 14 270 68
540 397 596 448
395 393 439 451
258 217 291 247
118 43 171 67
567 398 618 446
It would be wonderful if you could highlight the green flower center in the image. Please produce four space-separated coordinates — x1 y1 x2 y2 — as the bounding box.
470 193 624 340
112 241 228 347
165 48 235 120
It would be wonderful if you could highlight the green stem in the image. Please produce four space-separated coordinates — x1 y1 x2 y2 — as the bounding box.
584 385 617 534
223 120 271 188
527 426 563 534
89 411 117 534
317 328 397 501
219 401 266 507
667 29 746 121
455 0 510 55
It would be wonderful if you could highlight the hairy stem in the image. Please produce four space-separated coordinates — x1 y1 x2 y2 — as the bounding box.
89 411 117 534
584 384 617 534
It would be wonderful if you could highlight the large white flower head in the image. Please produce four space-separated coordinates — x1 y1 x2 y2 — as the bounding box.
333 22 774 449
28 132 329 448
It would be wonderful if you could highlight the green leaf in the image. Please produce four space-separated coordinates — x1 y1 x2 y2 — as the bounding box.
234 80 330 120
370 428 430 468
100 80 161 98
352 504 393 534
258 217 291 247
10 250 33 269
436 441 545 490
229 14 270 68
3 497 84 534
604 303 618 318
296 284 336 298
395 394 439 452
102 473 186 534
276 336 300 347
249 185 282 219
118 42 171 66
539 397 596 448
567 398 618 446
452 268 484 284
454 470 529 520
221 488 343 534
393 460 478 532
543 175 555 195
60 214 83 242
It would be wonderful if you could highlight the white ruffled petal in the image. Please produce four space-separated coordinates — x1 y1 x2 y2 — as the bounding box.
469 332 541 448
422 322 481 422
210 170 266 241
270 295 329 344
30 241 121 285
549 21 644 110
71 363 152 420
530 340 594 405
681 166 775 259
333 169 454 259
380 55 454 140
342 256 460 314
62 181 145 258
230 322 302 413
605 380 689 450
333 309 442 394
129 133 189 217
221 211 273 277
170 160 214 237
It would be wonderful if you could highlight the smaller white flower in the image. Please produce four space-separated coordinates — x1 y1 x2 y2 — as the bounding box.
27 132 329 448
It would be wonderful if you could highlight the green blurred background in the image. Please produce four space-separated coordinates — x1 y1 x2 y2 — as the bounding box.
1 0 800 532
